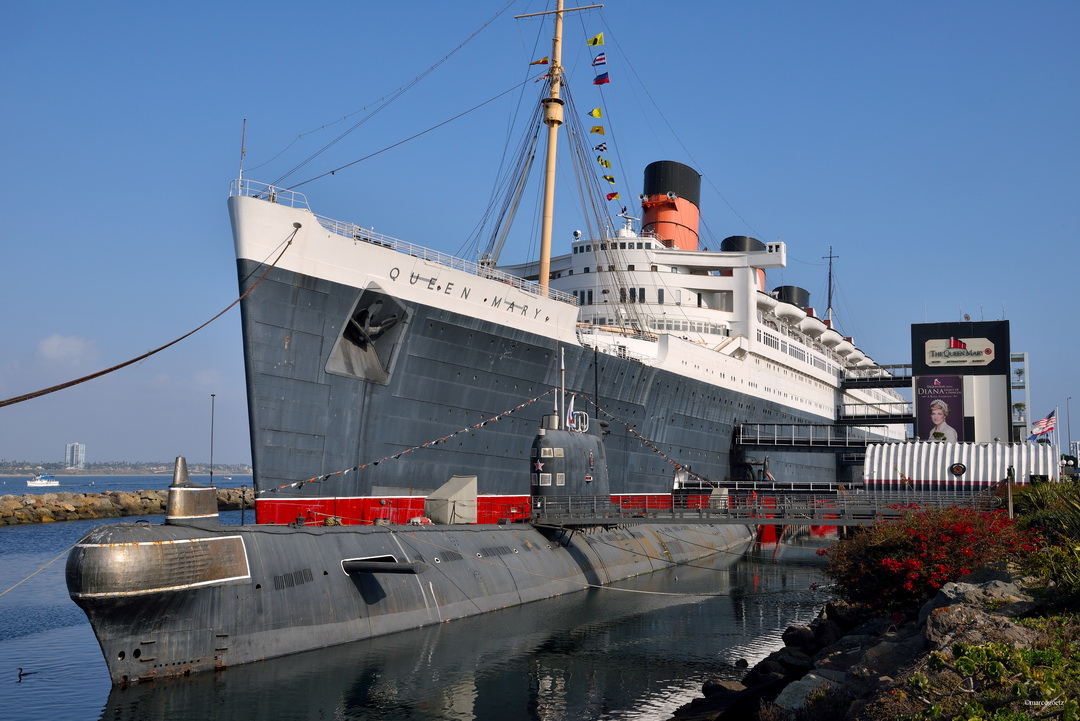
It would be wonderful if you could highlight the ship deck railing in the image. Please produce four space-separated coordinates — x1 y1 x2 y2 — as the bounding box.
530 490 1000 527
736 423 895 448
842 364 913 389
838 401 914 422
231 179 578 306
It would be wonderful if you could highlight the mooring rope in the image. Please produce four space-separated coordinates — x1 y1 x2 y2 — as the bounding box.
0 227 298 409
0 542 80 598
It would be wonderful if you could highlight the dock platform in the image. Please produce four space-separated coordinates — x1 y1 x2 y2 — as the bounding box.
529 490 1000 528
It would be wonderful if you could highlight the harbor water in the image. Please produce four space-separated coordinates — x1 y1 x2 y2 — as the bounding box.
1 476 830 721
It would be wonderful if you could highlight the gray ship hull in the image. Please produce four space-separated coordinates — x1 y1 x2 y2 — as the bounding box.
239 261 840 501
67 515 753 684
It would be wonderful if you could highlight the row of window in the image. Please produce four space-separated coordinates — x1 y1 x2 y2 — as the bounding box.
646 318 730 336
532 473 566 486
572 288 685 305
578 316 729 336
575 264 677 273
532 447 565 458
573 241 656 253
757 328 840 375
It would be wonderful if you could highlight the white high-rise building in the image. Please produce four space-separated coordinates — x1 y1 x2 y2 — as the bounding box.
66 442 86 470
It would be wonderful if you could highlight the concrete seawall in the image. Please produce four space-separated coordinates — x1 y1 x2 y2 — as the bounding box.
0 488 255 525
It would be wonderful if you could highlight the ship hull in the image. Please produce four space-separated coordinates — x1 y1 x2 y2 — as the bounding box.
66 518 753 684
238 258 842 502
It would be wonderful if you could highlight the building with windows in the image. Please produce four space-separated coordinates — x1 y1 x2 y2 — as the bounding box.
66 442 86 470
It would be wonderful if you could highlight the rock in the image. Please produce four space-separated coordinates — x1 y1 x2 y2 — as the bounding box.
924 604 1037 650
772 671 843 711
782 624 816 650
918 578 1038 625
673 560 1051 721
775 646 814 673
812 618 845 649
849 633 925 681
824 600 873 631
702 679 745 697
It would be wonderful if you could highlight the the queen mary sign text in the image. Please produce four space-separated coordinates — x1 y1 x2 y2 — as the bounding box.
923 337 995 367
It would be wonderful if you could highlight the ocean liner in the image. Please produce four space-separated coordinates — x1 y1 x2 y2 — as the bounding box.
67 2 902 684
228 105 903 524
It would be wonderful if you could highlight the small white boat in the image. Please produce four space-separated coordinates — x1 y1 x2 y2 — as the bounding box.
27 474 59 487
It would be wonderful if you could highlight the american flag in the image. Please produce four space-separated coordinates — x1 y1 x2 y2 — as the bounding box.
1029 409 1056 440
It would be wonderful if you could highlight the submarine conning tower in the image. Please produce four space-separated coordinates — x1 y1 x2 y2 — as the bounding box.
531 414 610 498
640 160 702 251
165 456 220 528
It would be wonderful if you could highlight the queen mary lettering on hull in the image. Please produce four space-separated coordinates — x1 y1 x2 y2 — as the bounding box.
68 1 903 684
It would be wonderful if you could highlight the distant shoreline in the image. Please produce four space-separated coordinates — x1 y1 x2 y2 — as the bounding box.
0 469 252 478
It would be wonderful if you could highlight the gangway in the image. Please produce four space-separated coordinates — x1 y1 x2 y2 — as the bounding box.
837 401 914 424
530 490 999 528
735 423 895 453
842 364 913 389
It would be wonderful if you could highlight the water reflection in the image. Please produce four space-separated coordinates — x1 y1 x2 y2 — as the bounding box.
98 540 828 721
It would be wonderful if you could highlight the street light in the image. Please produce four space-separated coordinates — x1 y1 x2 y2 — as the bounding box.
210 394 216 486
1068 396 1073 460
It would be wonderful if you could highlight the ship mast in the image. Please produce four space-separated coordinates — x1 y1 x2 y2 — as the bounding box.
823 245 839 324
517 2 603 295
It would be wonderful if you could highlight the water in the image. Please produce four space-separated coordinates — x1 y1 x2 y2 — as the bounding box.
1 474 252 495
1 491 831 721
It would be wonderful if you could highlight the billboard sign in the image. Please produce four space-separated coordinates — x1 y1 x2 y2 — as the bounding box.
923 336 995 367
916 375 965 442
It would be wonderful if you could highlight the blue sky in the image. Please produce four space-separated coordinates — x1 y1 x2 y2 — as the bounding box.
2 1 1078 465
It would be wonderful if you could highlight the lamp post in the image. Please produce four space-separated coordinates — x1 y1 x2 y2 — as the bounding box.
1068 396 1073 460
210 394 216 487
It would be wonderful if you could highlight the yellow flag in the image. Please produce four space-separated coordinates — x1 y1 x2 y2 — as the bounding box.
602 175 616 184
587 33 604 47
590 126 605 135
588 108 602 118
529 56 549 65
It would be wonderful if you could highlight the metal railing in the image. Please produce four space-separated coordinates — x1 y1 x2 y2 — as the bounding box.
231 179 578 306
839 401 914 418
737 423 893 448
530 490 1000 527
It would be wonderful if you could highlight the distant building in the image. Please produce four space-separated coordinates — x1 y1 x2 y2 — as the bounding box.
66 442 86 470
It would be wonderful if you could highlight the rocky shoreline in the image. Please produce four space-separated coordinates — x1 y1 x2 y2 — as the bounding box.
0 488 254 524
668 567 1041 720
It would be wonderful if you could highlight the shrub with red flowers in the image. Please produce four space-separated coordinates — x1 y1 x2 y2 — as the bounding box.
817 505 1041 612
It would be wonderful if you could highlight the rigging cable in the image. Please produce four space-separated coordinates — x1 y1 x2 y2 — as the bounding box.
0 226 299 409
285 77 542 191
268 1 518 186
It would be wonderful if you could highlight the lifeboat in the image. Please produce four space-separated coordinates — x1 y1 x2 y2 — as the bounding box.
774 302 807 324
797 315 828 338
820 329 844 348
756 292 778 312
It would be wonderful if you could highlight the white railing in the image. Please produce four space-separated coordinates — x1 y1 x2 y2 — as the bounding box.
232 179 577 306
231 179 310 209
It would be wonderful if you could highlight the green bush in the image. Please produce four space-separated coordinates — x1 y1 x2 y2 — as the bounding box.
1012 481 1080 542
898 635 1080 720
